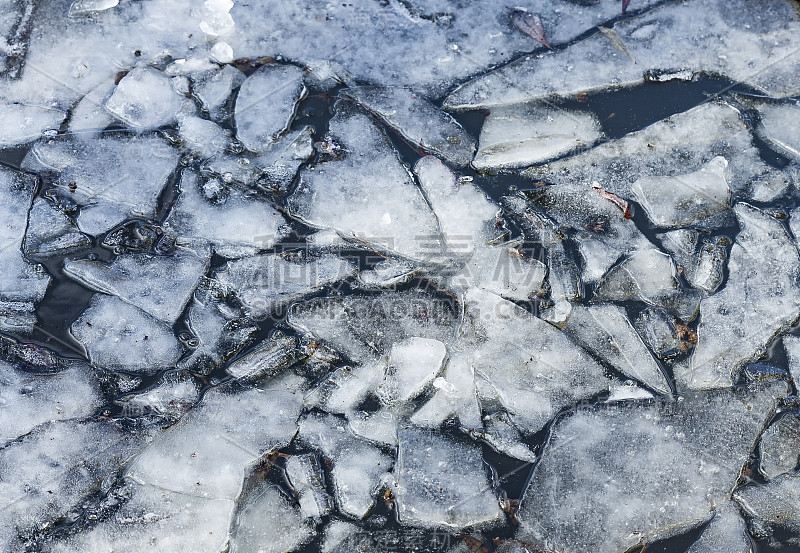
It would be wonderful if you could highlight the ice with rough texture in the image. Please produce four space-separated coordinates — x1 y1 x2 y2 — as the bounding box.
469 411 537 463
445 0 800 109
225 334 300 381
460 288 609 434
524 102 764 200
72 295 182 373
735 472 800 533
234 64 305 153
176 111 231 158
631 156 731 228
681 204 800 390
757 103 800 161
167 169 290 258
105 66 183 129
411 353 481 431
68 0 119 17
564 304 671 394
22 134 178 235
228 485 314 553
784 334 800 384
377 337 447 405
518 380 788 553
23 198 91 260
192 65 245 119
394 428 503 529
0 359 101 443
686 502 752 553
414 156 498 257
288 109 443 262
759 413 800 480
0 0 34 79
692 237 729 295
298 412 393 519
116 370 200 422
0 103 65 147
68 82 116 136
451 243 546 302
473 105 602 171
216 253 356 319
635 307 690 359
64 246 210 325
285 453 334 519
342 86 475 167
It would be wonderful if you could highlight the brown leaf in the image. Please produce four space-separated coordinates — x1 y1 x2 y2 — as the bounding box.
622 0 632 14
592 184 632 218
462 535 489 553
512 11 552 49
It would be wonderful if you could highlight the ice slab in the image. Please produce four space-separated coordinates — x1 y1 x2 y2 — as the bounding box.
234 64 305 153
105 66 183 130
216 253 355 320
342 86 475 167
635 307 695 359
176 112 231 158
735 472 800 533
681 204 800 390
759 413 800 480
285 453 334 518
377 337 447 405
461 288 609 434
686 501 752 553
473 105 602 171
784 334 800 384
22 134 178 236
631 156 731 229
228 485 314 553
524 102 761 200
0 103 65 147
167 169 290 258
518 380 788 553
757 102 800 161
0 360 101 443
564 304 671 394
413 156 498 257
191 65 245 119
445 0 800 109
411 352 481 431
451 243 547 302
288 109 444 262
394 428 503 529
0 0 34 80
64 246 210 326
71 295 182 373
116 370 200 421
468 411 537 463
23 198 91 260
225 334 301 382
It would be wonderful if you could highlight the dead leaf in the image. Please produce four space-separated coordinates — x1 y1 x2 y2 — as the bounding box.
592 184 633 218
512 11 552 49
622 0 632 14
598 25 636 63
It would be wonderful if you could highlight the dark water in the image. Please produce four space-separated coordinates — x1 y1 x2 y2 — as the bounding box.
3 65 800 553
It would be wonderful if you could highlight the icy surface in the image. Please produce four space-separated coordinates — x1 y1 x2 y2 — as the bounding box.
104 67 183 130
518 380 787 553
680 204 800 390
23 198 91 260
0 104 65 147
757 103 800 161
735 472 800 533
759 413 800 480
686 501 751 553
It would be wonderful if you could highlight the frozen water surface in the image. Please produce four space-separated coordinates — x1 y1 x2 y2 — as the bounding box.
2 0 800 551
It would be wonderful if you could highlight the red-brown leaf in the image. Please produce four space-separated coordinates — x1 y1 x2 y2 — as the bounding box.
622 0 632 14
593 184 632 218
512 11 552 49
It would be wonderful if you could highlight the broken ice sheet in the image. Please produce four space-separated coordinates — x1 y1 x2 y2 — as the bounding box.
564 304 671 394
0 0 35 80
342 86 476 168
524 101 763 200
191 64 245 120
756 102 800 161
518 380 788 553
23 198 91 260
234 64 306 153
166 169 290 258
215 253 356 320
288 108 444 263
376 337 447 405
22 133 178 236
450 243 546 303
0 103 65 147
631 156 732 229
735 472 800 533
225 333 301 382
686 501 752 553
678 204 800 390
472 104 602 171
298 412 393 519
71 295 182 373
105 66 184 130
285 453 334 518
394 428 503 529
116 370 200 422
759 413 800 480
63 245 210 326
445 0 800 110
457 287 610 435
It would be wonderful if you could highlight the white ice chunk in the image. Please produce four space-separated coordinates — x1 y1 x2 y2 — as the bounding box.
686 502 752 553
105 67 183 129
192 65 245 118
234 64 305 152
23 198 90 260
285 453 334 518
452 243 546 302
225 334 300 381
288 109 444 262
22 134 178 236
343 86 476 167
116 371 200 421
377 337 447 405
229 485 314 552
757 103 800 161
64 247 210 325
631 156 731 228
759 413 800 480
414 156 498 257
473 105 602 170
469 411 537 464
68 0 119 17
784 334 800 384
176 112 230 158
394 428 503 529
72 295 182 373
0 103 65 147
346 409 398 447
682 204 800 390
735 472 800 533
411 353 481 431
564 304 671 394
518 380 788 553
68 82 116 137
